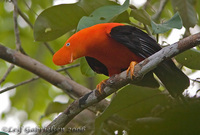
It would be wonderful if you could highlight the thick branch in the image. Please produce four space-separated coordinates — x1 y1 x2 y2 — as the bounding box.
0 45 84 97
38 32 200 135
0 44 109 112
0 64 79 94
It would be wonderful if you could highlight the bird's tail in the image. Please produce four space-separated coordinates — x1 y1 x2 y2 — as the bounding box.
154 60 190 97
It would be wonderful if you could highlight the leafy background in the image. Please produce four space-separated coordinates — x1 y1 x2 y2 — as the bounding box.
0 0 200 134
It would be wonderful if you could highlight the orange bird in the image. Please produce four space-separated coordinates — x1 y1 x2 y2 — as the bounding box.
53 23 189 97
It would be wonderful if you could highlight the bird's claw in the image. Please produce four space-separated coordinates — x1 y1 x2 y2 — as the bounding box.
96 79 108 94
127 61 137 79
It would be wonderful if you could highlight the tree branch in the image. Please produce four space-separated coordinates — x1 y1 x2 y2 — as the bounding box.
12 0 26 54
13 0 21 51
0 64 15 85
0 76 39 94
36 32 200 135
0 64 80 94
0 44 88 97
14 3 74 78
0 44 109 113
152 0 168 21
13 2 56 56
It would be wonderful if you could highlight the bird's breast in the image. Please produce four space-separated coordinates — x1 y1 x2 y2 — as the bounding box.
86 38 143 76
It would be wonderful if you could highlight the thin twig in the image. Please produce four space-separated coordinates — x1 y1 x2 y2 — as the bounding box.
144 24 153 37
0 64 80 94
143 0 151 10
12 0 26 54
15 2 73 79
0 64 15 84
15 2 72 79
17 7 33 29
152 0 168 21
190 78 200 83
156 34 159 42
0 0 27 92
23 0 38 16
56 64 80 72
0 76 39 94
43 42 55 55
13 1 55 56
13 0 20 51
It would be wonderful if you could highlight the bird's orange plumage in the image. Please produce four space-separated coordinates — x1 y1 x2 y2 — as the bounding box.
53 23 189 97
53 23 143 76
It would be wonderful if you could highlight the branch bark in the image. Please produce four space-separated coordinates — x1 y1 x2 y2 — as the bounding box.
0 44 109 112
0 64 80 94
37 32 200 135
0 45 87 97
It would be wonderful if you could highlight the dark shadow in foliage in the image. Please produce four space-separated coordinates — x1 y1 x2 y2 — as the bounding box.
130 98 200 135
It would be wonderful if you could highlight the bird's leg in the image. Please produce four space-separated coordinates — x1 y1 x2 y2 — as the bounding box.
96 79 108 94
127 61 138 79
96 61 137 93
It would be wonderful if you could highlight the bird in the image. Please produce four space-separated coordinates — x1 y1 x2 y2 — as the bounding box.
52 23 189 97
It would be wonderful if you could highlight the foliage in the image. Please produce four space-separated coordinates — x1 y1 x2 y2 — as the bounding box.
0 0 200 135
151 12 182 34
176 48 200 70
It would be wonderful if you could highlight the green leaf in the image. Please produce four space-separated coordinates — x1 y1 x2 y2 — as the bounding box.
171 0 198 29
34 0 116 41
77 0 116 14
175 48 200 70
151 12 182 34
114 10 130 23
33 4 87 41
195 0 200 25
80 57 96 77
130 6 151 26
95 85 168 134
0 132 9 135
77 0 129 31
129 100 200 135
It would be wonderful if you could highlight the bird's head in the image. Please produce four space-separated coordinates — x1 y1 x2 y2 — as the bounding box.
52 41 74 65
53 32 85 66
53 25 98 66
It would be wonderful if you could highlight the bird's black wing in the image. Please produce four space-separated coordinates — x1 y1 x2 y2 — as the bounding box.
110 25 161 58
110 25 189 97
85 56 109 76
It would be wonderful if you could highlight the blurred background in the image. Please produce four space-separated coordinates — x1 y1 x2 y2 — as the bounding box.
0 0 200 134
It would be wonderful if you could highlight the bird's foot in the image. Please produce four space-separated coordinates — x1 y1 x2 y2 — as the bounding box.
127 61 137 79
96 79 108 94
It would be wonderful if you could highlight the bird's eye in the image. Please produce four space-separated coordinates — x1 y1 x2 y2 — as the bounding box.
66 43 70 47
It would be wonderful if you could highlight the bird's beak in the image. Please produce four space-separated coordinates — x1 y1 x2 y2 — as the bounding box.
52 47 73 66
